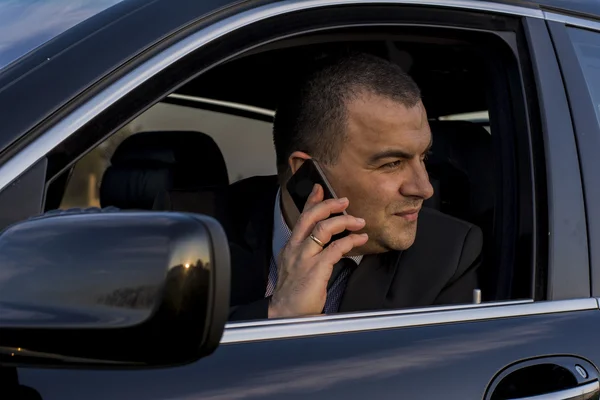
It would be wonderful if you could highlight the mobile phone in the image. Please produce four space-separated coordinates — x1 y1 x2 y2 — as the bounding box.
286 159 350 245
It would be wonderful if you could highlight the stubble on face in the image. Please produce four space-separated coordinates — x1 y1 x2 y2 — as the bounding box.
323 92 434 255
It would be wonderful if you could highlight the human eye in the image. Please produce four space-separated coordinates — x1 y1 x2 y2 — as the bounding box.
381 160 403 169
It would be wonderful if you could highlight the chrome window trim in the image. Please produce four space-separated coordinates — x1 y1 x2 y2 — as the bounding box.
220 298 598 344
544 11 600 33
227 299 533 328
167 93 276 116
0 0 542 190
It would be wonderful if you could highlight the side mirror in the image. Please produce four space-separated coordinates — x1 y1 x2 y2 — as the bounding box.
0 210 230 368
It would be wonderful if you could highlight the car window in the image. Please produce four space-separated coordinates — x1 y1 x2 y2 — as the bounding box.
59 98 276 209
567 27 600 125
438 110 491 133
0 0 547 327
52 24 535 311
137 98 277 183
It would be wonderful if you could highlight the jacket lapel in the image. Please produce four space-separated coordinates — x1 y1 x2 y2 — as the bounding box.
243 189 276 276
338 251 402 313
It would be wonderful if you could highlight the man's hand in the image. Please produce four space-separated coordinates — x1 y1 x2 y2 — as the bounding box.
269 184 368 318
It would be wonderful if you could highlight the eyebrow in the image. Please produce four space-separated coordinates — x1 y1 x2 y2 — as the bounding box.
368 138 433 164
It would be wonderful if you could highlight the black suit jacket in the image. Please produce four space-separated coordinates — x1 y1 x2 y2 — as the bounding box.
154 175 483 321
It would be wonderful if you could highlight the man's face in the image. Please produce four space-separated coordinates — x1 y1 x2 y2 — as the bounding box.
324 92 434 254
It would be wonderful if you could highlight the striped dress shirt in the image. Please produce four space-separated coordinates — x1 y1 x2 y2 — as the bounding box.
265 189 362 314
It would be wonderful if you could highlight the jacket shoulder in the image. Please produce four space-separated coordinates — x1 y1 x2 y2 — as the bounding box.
393 207 483 300
418 207 479 237
414 207 483 264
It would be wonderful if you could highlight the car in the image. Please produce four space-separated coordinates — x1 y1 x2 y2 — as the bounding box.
1 0 600 399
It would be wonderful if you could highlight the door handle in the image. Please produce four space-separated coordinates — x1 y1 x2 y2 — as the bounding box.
507 380 599 400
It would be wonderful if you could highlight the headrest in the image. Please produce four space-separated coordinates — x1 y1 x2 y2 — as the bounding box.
100 131 228 209
426 120 493 220
153 175 280 242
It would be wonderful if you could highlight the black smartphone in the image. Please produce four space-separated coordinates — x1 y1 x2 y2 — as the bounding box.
286 159 350 246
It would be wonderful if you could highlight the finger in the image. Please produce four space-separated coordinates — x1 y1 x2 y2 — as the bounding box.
301 215 366 255
302 184 323 213
289 197 350 244
318 233 369 265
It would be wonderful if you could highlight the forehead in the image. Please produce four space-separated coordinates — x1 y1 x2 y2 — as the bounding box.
344 93 431 153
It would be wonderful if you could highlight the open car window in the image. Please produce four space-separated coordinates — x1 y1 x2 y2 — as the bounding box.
49 21 535 312
59 98 277 209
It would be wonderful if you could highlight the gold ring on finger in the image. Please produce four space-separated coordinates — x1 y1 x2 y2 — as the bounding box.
309 234 325 248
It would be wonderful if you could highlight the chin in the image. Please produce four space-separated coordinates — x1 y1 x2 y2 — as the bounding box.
390 239 415 251
401 238 416 250
383 231 417 251
366 226 417 253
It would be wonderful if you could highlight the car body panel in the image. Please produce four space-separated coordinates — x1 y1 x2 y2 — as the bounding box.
535 0 600 18
0 0 244 156
1 0 599 399
0 0 126 72
0 0 598 76
17 307 600 399
546 22 600 298
523 18 590 300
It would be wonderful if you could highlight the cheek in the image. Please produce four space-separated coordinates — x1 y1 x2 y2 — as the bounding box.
369 172 404 199
378 174 404 196
345 174 398 215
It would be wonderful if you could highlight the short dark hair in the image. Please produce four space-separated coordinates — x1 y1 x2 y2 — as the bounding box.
272 52 422 177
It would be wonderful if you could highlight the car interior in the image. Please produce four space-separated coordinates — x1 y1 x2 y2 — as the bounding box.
44 25 536 309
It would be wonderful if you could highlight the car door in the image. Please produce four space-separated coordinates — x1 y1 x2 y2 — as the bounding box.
4 299 594 400
2 1 599 399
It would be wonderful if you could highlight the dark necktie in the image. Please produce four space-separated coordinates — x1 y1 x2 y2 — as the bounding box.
323 258 359 313
327 258 358 290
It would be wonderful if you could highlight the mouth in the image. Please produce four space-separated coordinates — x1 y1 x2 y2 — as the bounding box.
394 208 421 222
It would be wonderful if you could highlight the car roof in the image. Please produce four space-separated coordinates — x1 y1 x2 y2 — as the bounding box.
0 0 598 74
0 0 598 159
482 0 600 17
0 0 127 72
0 0 237 156
518 0 600 18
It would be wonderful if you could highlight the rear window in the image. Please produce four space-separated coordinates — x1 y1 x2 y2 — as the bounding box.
0 0 124 71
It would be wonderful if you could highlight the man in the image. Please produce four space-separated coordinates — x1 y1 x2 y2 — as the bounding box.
158 52 482 321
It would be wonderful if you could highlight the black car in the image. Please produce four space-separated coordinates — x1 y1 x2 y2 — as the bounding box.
1 0 600 399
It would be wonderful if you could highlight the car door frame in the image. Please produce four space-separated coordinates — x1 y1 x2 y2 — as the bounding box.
521 16 590 300
0 0 595 349
1 2 598 399
544 16 600 298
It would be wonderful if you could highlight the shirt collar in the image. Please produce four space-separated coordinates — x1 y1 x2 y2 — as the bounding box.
272 188 363 265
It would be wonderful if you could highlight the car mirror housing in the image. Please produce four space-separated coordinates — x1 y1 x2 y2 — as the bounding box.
0 210 230 368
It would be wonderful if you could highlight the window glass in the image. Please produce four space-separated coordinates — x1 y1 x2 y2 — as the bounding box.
567 27 600 124
59 99 276 209
135 100 276 182
438 110 490 133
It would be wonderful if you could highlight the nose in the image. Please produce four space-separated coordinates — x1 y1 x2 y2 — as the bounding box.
400 161 434 200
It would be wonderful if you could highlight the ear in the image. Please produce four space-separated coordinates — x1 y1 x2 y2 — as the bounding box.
288 151 311 175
